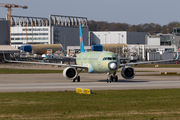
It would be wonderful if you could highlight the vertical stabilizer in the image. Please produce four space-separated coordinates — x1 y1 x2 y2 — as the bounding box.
79 24 85 53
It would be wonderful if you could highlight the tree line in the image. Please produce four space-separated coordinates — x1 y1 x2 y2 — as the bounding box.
88 20 180 34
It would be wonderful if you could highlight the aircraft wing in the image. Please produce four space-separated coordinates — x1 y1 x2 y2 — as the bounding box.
60 56 76 59
3 53 88 70
5 59 88 69
119 58 177 67
3 51 88 69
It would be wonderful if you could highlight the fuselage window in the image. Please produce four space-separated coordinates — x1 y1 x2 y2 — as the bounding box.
103 57 116 60
103 57 107 60
107 57 112 60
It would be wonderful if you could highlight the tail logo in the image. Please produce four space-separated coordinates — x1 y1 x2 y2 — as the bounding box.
79 36 81 43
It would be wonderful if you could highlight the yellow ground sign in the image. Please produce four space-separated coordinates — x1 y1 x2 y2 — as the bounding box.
160 72 177 75
76 88 83 94
76 88 91 94
160 72 165 75
167 72 177 75
83 89 91 94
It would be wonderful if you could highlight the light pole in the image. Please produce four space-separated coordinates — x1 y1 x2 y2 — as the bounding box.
118 33 121 56
31 22 33 44
64 36 65 50
122 35 124 53
104 34 107 51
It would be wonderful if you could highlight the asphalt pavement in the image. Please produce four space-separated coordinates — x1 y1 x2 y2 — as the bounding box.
0 72 180 92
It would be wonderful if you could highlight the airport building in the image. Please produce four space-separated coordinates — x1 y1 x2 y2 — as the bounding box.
90 31 148 45
172 27 180 48
0 14 179 62
10 15 89 50
89 31 178 61
0 19 20 62
146 34 176 52
0 18 10 45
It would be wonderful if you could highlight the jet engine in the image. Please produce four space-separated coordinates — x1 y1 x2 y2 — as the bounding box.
63 67 77 79
121 66 135 79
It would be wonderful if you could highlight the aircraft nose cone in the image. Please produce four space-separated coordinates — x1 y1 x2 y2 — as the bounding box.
108 62 117 70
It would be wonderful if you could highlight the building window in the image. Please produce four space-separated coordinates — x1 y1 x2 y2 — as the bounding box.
11 33 48 36
22 28 48 31
15 38 20 40
12 37 48 40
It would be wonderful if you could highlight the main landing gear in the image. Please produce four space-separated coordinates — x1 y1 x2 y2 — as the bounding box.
73 76 80 82
107 72 118 83
73 69 82 82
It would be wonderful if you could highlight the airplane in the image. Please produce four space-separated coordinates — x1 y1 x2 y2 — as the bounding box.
3 24 179 83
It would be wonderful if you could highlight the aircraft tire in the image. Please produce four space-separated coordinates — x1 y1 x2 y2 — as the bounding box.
73 79 76 82
111 76 114 82
107 79 109 83
77 76 80 82
115 75 118 82
110 76 113 83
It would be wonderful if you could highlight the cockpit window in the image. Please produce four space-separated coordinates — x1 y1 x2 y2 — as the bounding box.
103 57 116 60
113 57 116 60
103 58 107 60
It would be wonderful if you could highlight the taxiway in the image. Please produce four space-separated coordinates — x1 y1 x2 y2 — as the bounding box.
0 72 180 92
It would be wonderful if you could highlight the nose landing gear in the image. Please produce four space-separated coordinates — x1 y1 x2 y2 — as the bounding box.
107 72 118 83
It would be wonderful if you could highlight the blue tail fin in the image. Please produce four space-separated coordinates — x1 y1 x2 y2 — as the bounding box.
79 24 85 53
176 47 179 59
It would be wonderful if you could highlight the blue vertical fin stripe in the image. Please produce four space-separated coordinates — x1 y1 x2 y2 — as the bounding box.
79 24 85 53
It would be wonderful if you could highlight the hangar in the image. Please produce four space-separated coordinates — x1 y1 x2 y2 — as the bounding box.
10 15 89 50
90 31 148 45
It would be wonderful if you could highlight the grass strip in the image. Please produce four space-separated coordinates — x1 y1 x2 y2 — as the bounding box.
135 70 157 72
137 74 180 76
0 89 180 119
0 68 86 74
0 68 63 74
133 64 180 68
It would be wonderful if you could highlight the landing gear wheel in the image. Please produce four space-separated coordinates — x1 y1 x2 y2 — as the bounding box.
77 76 80 82
115 75 118 82
110 76 113 83
107 73 113 83
72 69 82 83
111 75 114 82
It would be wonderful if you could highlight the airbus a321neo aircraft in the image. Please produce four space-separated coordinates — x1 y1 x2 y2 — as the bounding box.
4 24 178 83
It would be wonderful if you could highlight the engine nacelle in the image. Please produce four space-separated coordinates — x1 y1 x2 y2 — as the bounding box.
63 67 77 79
121 66 135 79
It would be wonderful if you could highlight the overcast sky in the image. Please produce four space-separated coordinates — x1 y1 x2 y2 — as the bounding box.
0 0 179 25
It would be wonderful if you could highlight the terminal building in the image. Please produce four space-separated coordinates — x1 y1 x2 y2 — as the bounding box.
10 15 89 50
